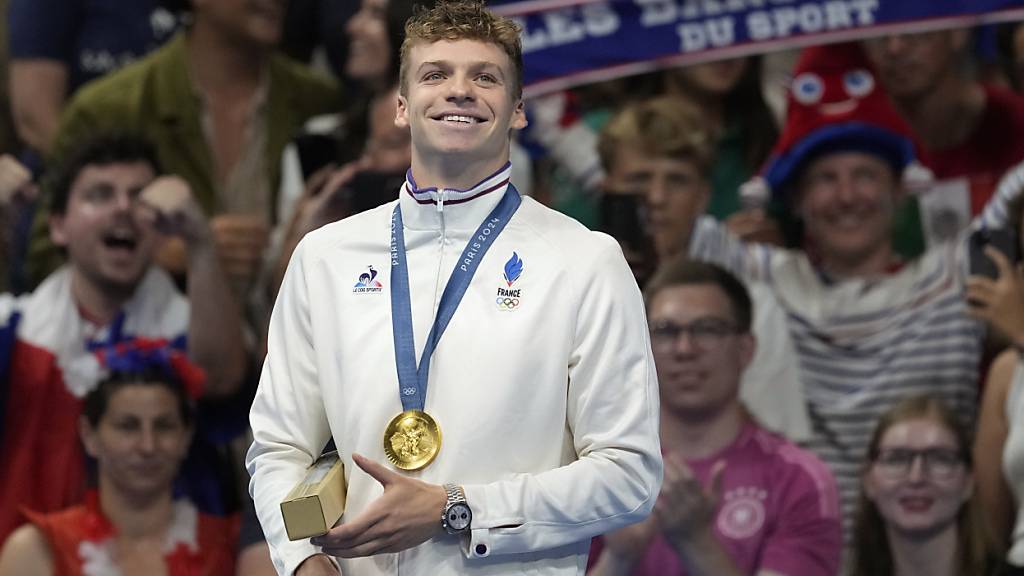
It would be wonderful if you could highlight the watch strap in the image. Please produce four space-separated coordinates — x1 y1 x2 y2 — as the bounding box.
442 483 470 534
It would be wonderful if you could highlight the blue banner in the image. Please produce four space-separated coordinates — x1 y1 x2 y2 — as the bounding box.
488 0 1024 97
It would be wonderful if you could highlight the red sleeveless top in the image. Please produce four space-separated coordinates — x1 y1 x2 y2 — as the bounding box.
23 492 238 576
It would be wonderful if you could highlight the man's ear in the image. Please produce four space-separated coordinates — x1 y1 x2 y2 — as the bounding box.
49 213 68 247
696 180 712 214
395 93 410 130
737 332 756 373
887 168 908 214
511 99 528 131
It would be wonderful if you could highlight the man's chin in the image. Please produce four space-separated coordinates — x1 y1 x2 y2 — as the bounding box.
95 267 147 298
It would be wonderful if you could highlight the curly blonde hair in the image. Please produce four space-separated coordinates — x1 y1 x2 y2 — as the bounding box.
399 0 523 98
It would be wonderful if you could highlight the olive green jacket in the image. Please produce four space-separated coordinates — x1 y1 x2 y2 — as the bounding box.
29 32 344 285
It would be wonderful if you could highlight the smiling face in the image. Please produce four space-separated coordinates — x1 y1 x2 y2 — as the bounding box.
49 162 159 300
346 0 391 86
81 383 193 500
648 284 753 420
796 151 898 274
396 39 527 178
864 417 971 539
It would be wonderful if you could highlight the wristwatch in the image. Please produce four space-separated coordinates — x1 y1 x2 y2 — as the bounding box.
441 483 472 535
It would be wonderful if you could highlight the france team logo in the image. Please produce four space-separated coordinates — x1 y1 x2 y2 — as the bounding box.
503 252 523 286
497 253 523 311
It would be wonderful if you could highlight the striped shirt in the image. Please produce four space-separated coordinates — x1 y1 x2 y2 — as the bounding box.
689 160 1024 542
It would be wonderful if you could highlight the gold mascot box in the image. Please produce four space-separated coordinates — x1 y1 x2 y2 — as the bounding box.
280 451 347 540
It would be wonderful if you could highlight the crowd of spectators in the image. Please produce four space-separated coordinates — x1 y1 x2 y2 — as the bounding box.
1 1 1024 574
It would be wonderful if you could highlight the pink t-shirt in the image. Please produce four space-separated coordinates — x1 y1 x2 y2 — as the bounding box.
591 422 842 576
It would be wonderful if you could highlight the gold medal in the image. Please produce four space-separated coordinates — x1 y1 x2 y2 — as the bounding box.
383 409 441 470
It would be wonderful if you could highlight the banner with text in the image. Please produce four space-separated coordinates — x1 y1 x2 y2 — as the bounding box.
489 0 1024 97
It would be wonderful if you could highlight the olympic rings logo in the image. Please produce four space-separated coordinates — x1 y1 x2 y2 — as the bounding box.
495 297 520 310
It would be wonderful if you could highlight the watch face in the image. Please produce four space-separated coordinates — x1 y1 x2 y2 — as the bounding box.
446 503 472 531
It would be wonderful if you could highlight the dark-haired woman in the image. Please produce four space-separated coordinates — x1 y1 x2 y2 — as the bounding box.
0 369 237 576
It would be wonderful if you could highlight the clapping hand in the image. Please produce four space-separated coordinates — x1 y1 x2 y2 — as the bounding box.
656 456 725 546
600 510 659 569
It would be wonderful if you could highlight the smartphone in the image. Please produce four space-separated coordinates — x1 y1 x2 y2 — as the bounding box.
333 170 405 216
968 227 1020 279
295 133 340 179
599 193 657 286
599 193 649 252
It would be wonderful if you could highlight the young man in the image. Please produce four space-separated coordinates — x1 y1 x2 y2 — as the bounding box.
598 95 810 442
246 1 662 575
590 260 841 576
0 134 246 542
689 42 1024 539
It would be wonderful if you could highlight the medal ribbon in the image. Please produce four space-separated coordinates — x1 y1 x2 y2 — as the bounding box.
390 185 521 411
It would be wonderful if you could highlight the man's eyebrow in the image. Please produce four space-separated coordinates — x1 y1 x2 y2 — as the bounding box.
81 182 115 194
416 60 505 77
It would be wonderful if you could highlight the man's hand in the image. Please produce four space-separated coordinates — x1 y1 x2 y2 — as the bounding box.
210 214 269 288
724 209 784 246
138 176 209 244
295 553 340 575
310 454 447 558
967 246 1024 346
297 159 368 233
655 457 724 546
600 513 659 570
0 154 34 207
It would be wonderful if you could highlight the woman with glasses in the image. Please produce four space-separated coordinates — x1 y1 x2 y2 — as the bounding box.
850 394 1001 576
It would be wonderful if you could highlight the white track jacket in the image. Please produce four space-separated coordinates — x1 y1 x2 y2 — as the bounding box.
247 165 662 575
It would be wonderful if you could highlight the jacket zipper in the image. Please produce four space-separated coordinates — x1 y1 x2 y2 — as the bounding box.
431 190 447 320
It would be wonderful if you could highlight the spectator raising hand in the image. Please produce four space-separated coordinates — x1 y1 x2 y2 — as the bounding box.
966 245 1024 348
138 175 210 244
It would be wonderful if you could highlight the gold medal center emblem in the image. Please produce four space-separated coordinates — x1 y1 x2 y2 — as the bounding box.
383 410 441 470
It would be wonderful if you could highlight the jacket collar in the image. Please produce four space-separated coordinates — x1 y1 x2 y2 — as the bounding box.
398 163 513 232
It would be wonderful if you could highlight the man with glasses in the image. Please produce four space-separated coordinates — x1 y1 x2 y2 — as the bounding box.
689 41 1024 546
589 259 842 576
